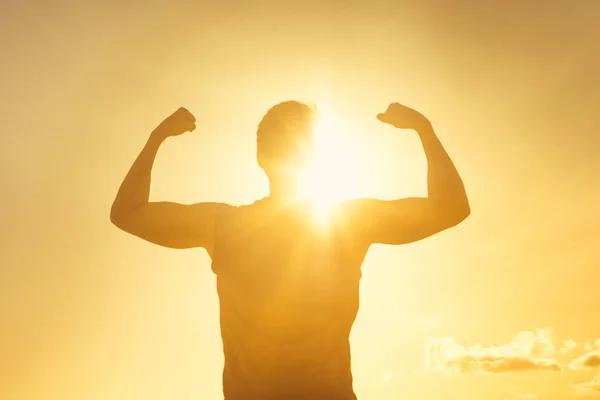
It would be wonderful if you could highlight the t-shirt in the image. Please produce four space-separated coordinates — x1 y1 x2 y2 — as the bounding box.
211 197 370 400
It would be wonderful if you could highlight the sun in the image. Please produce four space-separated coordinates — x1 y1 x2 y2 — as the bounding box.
302 111 361 219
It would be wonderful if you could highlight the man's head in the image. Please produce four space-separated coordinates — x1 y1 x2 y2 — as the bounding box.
256 101 317 180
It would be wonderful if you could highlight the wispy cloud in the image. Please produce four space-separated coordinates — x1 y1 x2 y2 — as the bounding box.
574 376 600 397
570 339 600 369
560 339 579 354
423 329 600 398
571 350 600 369
424 329 561 374
583 339 600 352
570 350 600 369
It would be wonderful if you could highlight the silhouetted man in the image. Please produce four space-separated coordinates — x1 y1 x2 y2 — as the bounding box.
110 101 470 400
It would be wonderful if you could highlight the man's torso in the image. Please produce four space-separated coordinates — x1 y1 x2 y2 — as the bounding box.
211 198 370 399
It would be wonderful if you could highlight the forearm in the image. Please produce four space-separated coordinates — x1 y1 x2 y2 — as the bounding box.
416 122 470 214
110 131 165 222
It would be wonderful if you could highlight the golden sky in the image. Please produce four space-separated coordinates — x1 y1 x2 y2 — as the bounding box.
1 1 599 399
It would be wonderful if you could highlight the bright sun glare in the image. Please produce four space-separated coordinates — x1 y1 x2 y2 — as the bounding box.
302 111 361 218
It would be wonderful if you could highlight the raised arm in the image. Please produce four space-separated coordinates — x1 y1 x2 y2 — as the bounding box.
344 103 470 245
110 107 228 252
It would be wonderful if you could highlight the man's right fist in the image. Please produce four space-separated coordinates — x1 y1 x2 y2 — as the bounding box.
377 103 429 131
154 107 197 138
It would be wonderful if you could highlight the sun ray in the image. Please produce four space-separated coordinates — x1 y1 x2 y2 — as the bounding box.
302 109 360 222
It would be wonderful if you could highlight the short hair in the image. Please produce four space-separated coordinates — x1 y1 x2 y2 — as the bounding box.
256 100 316 161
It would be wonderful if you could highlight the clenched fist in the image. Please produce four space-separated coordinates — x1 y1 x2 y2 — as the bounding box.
154 107 197 139
377 103 430 131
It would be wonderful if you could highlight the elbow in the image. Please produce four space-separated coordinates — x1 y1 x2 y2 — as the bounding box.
459 200 471 220
451 202 471 226
110 206 121 227
110 202 145 231
440 201 470 229
110 203 128 229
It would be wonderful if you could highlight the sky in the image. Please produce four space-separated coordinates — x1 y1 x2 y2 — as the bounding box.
1 0 599 399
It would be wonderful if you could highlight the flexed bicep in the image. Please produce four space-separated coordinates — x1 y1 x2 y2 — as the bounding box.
341 102 470 246
108 107 231 252
343 197 466 246
112 201 230 251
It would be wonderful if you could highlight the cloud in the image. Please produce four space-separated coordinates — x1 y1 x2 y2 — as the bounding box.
582 339 600 353
570 349 600 369
585 342 595 352
560 339 579 353
574 376 600 397
425 329 561 374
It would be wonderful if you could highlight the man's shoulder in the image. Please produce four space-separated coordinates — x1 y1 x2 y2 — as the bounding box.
218 197 269 216
214 197 270 229
330 198 373 219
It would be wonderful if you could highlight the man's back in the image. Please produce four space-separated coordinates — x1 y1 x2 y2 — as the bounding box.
211 198 369 399
110 103 470 400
